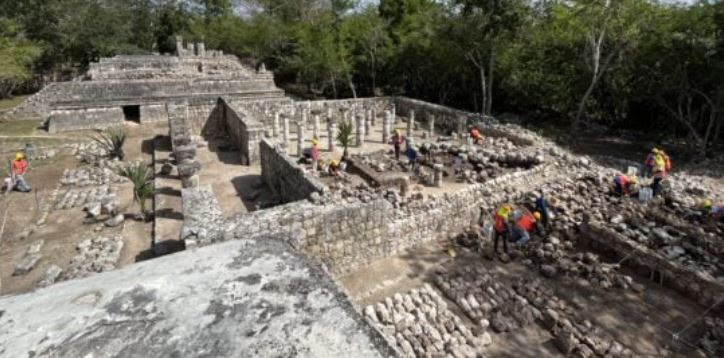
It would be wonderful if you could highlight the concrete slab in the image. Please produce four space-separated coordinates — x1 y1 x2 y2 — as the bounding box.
0 237 396 358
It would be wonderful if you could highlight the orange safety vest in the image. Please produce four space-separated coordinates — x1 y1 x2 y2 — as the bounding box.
11 159 28 175
517 214 537 233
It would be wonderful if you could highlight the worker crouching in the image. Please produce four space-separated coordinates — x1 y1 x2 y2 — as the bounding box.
612 174 638 197
4 152 32 194
510 211 542 246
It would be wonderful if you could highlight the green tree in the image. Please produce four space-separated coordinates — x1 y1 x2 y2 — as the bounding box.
0 19 42 98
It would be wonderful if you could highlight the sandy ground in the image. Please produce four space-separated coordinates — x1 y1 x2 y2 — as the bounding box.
338 241 705 357
0 122 165 295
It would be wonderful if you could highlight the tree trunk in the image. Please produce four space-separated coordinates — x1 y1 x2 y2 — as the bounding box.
331 74 338 99
571 49 616 145
347 74 357 99
486 46 495 116
479 66 487 116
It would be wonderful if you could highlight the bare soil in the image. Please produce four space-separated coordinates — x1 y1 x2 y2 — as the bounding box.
0 122 165 296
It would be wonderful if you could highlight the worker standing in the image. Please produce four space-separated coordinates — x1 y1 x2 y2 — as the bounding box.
651 149 670 196
644 148 659 178
492 204 514 256
613 174 638 196
535 194 552 227
10 152 31 193
406 144 419 172
391 130 405 160
510 211 541 246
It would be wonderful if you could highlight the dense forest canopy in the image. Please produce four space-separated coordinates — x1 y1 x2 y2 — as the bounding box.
0 0 722 154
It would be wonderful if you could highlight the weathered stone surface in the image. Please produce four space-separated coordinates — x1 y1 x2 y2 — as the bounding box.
0 238 395 357
104 213 125 227
37 265 63 288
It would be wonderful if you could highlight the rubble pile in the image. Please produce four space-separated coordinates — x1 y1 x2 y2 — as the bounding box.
434 266 635 357
12 240 44 276
364 284 490 357
54 185 116 210
616 217 724 280
522 242 639 291
698 316 724 355
75 141 109 163
60 165 125 186
60 236 123 280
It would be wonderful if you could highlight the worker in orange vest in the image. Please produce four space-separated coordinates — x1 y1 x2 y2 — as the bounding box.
8 152 31 193
469 126 483 145
612 174 638 196
510 211 541 246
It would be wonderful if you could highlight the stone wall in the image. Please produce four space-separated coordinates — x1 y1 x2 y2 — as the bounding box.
167 101 190 150
140 104 168 124
260 138 327 203
47 107 124 133
222 99 265 165
190 161 550 275
393 96 482 134
181 185 225 248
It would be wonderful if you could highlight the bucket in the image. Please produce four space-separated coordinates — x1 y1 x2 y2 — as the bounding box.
639 187 653 202
627 166 639 176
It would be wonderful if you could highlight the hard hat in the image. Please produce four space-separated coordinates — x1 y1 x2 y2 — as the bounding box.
651 148 659 154
701 199 713 210
330 159 339 166
395 129 400 135
311 138 319 146
630 176 639 184
15 152 24 160
533 211 541 221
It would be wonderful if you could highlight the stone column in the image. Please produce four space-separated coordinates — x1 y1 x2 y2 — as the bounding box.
391 104 397 125
328 121 338 152
282 114 290 148
366 116 372 137
457 116 466 136
369 109 376 127
297 121 305 157
433 164 444 187
312 113 321 141
428 114 435 139
273 111 280 138
406 110 415 141
356 113 365 147
383 110 392 144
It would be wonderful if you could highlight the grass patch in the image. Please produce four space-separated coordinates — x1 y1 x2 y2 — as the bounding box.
0 137 75 156
0 95 30 111
0 119 43 136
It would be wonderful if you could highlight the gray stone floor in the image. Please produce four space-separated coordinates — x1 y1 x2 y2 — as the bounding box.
0 237 396 358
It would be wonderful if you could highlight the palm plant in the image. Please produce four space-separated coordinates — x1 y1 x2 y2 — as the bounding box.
118 162 153 219
336 119 354 161
92 128 126 160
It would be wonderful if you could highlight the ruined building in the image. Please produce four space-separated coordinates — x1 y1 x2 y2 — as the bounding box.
2 36 724 358
7 36 284 133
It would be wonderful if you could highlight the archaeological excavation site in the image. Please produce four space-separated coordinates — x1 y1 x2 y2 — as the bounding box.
1 37 724 358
